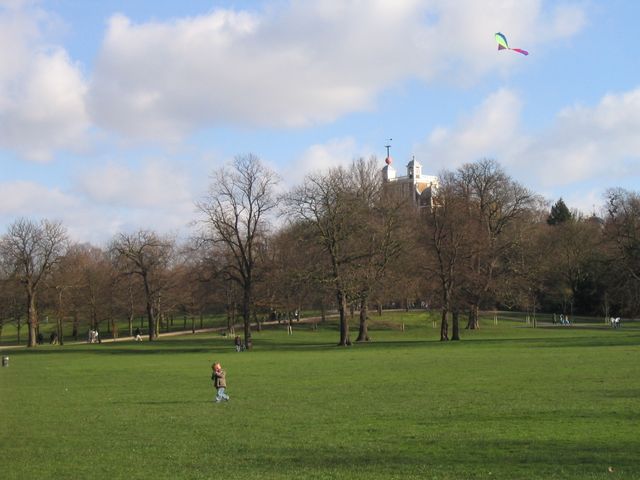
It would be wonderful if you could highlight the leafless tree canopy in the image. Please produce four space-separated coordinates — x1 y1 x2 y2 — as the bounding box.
196 154 279 348
0 218 68 347
110 230 176 341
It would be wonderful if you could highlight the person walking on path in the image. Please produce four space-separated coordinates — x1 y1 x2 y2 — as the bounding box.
212 362 230 403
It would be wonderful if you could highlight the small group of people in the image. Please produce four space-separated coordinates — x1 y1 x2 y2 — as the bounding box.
87 329 101 343
36 332 57 345
554 314 571 325
610 317 622 329
234 335 245 352
270 309 300 324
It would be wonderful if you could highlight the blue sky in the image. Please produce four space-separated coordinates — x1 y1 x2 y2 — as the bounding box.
1 0 639 244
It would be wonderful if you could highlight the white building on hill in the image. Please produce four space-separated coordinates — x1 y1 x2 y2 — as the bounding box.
381 153 438 209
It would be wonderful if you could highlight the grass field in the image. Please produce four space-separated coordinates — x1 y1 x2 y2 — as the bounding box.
2 312 639 479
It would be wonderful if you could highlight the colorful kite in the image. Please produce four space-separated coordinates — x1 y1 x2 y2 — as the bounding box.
495 32 528 56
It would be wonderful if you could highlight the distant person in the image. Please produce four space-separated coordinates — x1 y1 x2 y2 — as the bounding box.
234 335 242 352
211 362 230 403
37 332 44 345
49 331 58 345
134 327 142 342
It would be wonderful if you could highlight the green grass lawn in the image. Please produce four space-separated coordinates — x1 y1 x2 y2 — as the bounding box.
2 313 639 479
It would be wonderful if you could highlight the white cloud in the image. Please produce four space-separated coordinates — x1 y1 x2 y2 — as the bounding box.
0 180 75 215
416 86 640 200
88 0 587 140
415 88 524 172
546 4 587 38
517 88 640 187
290 137 367 184
0 3 89 161
0 163 198 244
75 159 193 209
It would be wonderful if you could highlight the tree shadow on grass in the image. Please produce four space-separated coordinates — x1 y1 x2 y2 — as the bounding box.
3 336 234 356
247 438 640 478
4 329 639 357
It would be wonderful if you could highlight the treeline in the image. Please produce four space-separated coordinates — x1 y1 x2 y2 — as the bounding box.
1 155 638 347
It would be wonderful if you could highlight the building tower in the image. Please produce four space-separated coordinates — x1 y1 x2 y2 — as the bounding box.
381 142 396 181
381 148 438 209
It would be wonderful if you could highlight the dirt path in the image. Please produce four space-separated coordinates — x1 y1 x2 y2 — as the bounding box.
0 314 337 351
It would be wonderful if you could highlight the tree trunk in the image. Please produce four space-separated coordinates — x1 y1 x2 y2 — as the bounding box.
242 287 252 350
146 300 157 341
27 291 37 348
337 290 351 346
451 310 460 341
356 297 370 342
440 308 449 341
466 304 480 330
56 289 64 346
72 313 78 341
57 317 64 345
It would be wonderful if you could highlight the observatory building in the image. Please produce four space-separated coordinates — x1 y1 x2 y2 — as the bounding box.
381 152 438 209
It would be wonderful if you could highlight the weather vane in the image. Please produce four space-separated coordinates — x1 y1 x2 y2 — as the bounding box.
385 138 392 158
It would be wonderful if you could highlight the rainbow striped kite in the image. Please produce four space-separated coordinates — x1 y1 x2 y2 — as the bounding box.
495 32 528 56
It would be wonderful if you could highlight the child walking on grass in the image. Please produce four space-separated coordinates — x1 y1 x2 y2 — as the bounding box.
211 362 230 403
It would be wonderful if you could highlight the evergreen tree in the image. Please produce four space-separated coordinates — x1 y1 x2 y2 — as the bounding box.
547 198 572 225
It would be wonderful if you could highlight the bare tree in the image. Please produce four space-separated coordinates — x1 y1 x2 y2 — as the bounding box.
423 173 473 341
110 230 176 341
454 159 542 330
0 218 68 347
350 158 406 342
285 159 388 346
285 167 353 345
197 154 279 350
0 269 23 342
605 188 640 281
604 188 640 316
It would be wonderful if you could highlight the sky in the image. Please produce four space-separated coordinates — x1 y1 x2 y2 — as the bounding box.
1 0 639 245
